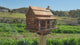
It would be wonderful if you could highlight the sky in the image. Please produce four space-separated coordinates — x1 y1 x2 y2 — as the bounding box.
0 0 80 11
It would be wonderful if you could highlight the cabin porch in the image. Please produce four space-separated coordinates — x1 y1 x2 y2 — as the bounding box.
35 19 56 31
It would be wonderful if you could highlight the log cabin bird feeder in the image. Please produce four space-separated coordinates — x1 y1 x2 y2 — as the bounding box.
25 6 58 35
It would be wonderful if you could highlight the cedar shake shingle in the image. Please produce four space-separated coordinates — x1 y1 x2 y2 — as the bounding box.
30 6 53 16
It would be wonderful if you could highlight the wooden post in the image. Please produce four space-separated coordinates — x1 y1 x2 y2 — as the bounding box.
39 35 46 45
45 20 47 30
54 19 56 27
50 20 52 28
39 20 41 30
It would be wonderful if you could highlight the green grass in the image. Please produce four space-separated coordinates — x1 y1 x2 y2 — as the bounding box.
0 32 80 45
0 23 26 32
0 12 79 45
0 23 80 45
0 23 80 33
0 23 80 39
0 12 25 18
52 25 80 33
0 35 80 45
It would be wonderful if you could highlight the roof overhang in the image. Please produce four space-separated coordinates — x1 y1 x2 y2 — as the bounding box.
36 17 56 20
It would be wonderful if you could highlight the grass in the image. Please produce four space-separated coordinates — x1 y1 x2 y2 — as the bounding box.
0 32 80 39
0 12 80 45
0 23 80 33
0 23 26 32
0 12 25 18
0 38 80 45
48 33 80 39
52 25 80 33
0 23 80 39
0 31 80 45
0 12 78 25
0 23 80 45
0 12 78 21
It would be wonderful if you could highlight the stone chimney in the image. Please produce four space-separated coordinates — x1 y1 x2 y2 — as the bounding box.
47 6 50 10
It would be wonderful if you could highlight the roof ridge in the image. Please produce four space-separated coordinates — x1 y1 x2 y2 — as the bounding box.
30 6 46 9
30 6 48 11
32 9 50 12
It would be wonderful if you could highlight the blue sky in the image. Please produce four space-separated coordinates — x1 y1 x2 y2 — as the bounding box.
0 0 80 11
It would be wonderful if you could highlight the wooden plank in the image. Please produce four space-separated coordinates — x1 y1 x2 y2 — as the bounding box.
50 20 52 28
39 35 46 45
54 19 56 27
45 20 47 31
37 27 59 32
39 20 41 30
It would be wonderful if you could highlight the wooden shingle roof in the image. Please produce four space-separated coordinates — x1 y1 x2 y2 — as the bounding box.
30 6 53 16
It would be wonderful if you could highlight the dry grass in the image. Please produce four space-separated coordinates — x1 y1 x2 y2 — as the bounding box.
47 33 80 39
0 32 80 39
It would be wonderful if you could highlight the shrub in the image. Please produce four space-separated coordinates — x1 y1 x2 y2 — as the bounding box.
0 23 26 32
0 38 80 45
52 25 80 33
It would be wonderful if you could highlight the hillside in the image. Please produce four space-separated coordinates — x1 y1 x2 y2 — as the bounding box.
0 6 9 9
0 6 80 18
12 7 28 13
0 12 25 18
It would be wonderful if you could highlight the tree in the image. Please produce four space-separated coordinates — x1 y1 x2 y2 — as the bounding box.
8 10 13 15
